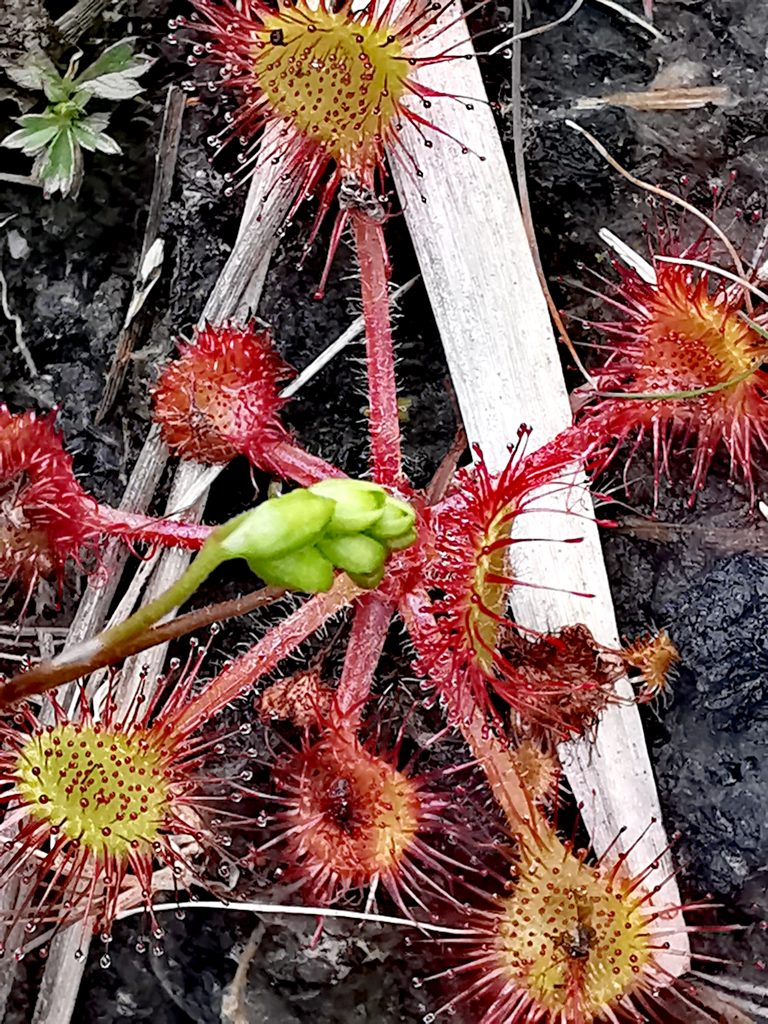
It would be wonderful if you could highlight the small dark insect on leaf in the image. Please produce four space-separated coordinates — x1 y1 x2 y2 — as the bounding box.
270 29 285 45
327 776 353 827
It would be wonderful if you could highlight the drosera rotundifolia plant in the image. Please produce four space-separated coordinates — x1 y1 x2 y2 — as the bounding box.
0 0 763 1021
571 197 768 505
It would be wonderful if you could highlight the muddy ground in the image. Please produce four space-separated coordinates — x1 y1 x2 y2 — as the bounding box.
1 0 767 1020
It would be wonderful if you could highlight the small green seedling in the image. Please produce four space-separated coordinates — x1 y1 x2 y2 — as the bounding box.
2 40 152 198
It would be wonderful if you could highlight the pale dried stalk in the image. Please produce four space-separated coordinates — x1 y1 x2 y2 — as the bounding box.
28 138 300 1024
390 11 690 976
572 83 734 111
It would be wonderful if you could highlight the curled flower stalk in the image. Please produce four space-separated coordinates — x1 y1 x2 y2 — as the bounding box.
574 248 768 504
2 479 417 706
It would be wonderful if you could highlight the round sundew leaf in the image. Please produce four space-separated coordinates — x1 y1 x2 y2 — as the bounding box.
14 723 170 859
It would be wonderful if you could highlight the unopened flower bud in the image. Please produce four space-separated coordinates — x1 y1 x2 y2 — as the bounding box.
309 479 386 534
367 496 416 541
317 534 386 576
219 490 334 563
250 547 335 592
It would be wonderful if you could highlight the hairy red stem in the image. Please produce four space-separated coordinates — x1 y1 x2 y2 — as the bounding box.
96 506 213 550
262 438 347 486
173 574 362 736
335 592 395 717
352 212 403 487
400 588 541 836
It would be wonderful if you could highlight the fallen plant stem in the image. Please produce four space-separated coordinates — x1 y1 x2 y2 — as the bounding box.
96 85 185 423
0 265 37 376
488 0 584 56
656 257 768 307
0 585 286 707
572 84 733 112
281 275 419 399
0 174 40 188
616 517 768 554
590 0 664 39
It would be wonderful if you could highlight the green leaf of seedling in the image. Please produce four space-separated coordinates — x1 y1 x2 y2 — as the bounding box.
74 40 154 102
4 113 67 153
5 52 69 101
33 129 84 198
16 113 64 132
2 124 60 154
76 69 150 101
80 112 111 134
73 123 122 155
75 39 141 83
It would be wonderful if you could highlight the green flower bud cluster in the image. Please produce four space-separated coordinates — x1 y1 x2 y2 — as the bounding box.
217 479 417 592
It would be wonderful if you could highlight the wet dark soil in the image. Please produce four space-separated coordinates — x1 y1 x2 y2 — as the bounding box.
1 0 768 1020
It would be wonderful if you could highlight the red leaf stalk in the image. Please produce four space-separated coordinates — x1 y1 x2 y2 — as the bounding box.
401 587 541 836
0 407 212 602
353 212 404 487
172 574 362 737
95 505 212 550
335 592 396 718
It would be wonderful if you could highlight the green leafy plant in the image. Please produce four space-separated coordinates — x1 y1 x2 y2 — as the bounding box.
1 39 152 198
